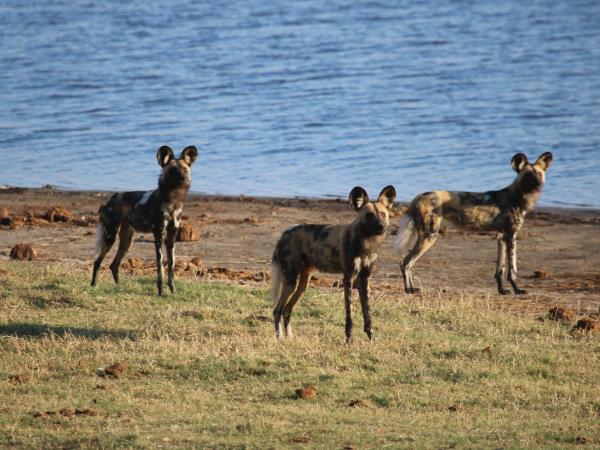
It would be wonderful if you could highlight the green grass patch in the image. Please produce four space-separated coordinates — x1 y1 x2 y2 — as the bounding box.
0 262 598 448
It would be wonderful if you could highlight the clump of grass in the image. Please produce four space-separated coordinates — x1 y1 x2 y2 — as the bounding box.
0 262 598 448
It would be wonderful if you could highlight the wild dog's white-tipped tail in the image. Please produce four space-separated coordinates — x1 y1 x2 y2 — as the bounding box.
93 223 106 260
271 262 283 307
395 213 416 257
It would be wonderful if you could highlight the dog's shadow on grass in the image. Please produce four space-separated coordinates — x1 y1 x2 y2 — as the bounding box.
0 323 136 340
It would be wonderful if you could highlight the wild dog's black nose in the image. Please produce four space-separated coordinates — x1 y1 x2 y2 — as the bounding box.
522 172 543 192
374 222 385 234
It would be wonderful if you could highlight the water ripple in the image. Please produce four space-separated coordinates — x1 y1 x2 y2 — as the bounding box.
0 0 599 207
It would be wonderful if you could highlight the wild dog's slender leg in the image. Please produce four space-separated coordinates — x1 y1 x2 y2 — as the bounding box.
91 222 119 287
400 261 415 293
401 233 438 294
153 225 165 296
273 270 298 339
343 272 356 343
109 223 134 284
495 233 509 295
506 233 526 295
165 221 177 294
356 268 373 340
282 270 311 338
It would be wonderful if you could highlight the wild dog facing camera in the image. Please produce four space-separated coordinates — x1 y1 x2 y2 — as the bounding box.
271 184 396 342
512 152 553 194
91 145 200 296
351 185 396 236
157 145 198 189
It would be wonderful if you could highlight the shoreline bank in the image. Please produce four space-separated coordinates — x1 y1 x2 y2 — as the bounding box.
2 185 600 216
1 186 599 315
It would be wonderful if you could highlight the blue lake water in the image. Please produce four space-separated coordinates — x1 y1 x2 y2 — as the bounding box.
1 0 599 207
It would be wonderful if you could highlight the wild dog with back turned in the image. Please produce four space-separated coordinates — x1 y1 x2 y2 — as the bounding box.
271 185 396 342
91 145 198 296
395 152 552 295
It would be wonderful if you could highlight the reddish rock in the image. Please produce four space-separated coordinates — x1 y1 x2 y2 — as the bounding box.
189 256 203 269
348 399 368 408
127 257 142 269
29 217 50 226
574 318 598 332
75 408 97 416
101 361 128 379
59 408 75 417
533 270 551 279
9 243 38 260
176 221 199 242
295 385 317 399
44 206 73 222
547 306 575 322
9 374 30 384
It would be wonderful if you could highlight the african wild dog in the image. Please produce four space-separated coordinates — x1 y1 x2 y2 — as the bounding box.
91 145 198 296
395 152 553 295
271 186 396 342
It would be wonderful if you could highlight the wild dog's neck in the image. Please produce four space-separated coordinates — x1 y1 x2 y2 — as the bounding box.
157 179 190 205
507 180 541 212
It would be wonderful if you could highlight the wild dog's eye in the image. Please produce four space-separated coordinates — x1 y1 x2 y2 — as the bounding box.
367 212 375 219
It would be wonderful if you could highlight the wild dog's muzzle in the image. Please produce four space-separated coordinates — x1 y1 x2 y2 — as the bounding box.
522 172 544 192
368 221 386 235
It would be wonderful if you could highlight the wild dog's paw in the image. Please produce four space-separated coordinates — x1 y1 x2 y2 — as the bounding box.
109 264 119 284
514 288 527 295
274 324 284 340
345 322 353 344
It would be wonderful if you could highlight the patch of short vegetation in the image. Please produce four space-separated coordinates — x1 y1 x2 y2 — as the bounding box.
0 262 599 449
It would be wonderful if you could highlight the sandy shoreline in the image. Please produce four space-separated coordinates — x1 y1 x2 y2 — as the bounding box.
1 186 599 314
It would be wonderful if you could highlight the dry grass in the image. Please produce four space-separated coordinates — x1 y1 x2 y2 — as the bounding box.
0 262 599 449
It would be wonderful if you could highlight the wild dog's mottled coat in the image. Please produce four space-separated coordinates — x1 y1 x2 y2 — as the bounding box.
272 185 396 342
91 145 198 296
396 152 553 295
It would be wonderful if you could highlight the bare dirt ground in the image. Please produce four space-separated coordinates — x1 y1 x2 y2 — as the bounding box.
1 186 599 315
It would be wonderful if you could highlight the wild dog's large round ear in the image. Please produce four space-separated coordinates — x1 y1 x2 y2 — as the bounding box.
157 146 175 167
535 151 553 171
377 185 396 210
180 146 198 166
349 186 369 211
511 153 529 172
